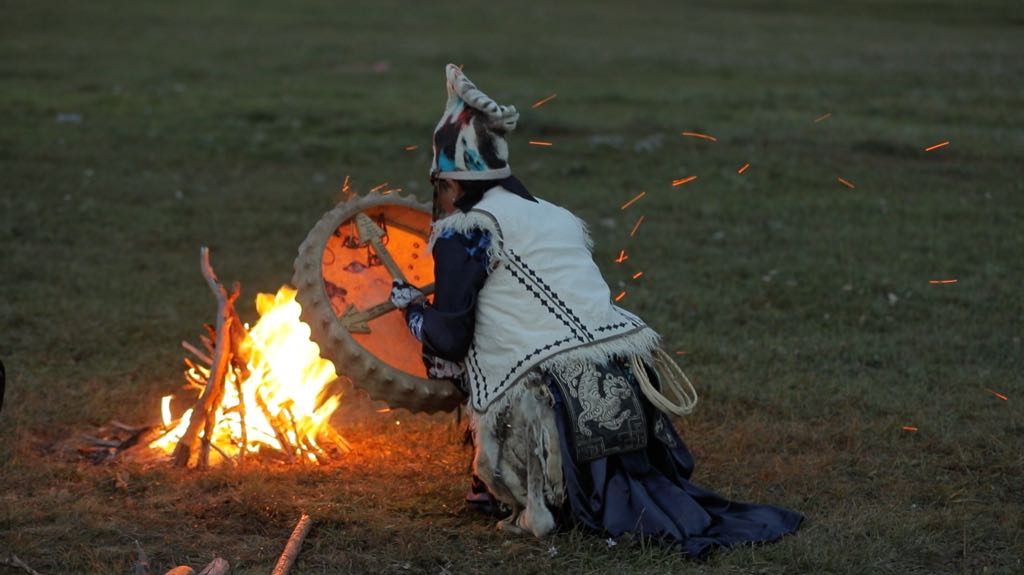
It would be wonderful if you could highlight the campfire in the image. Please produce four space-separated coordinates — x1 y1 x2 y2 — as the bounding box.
150 247 350 468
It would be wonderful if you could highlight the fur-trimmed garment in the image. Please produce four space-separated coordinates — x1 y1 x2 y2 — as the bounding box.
429 186 660 412
410 187 802 555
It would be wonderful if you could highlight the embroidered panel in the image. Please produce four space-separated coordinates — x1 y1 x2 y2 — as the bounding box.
549 359 648 462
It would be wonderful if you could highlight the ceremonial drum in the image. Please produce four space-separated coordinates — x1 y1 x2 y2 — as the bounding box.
293 193 462 413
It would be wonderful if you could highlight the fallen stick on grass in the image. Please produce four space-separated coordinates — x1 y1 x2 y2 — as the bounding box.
132 541 151 575
196 558 229 575
1 554 45 575
271 513 313 575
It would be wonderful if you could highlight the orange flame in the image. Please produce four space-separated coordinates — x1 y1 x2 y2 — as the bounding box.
152 287 343 461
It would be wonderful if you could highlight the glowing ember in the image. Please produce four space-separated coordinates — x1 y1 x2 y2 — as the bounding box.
369 182 389 193
620 191 646 210
151 286 347 463
924 141 950 152
629 215 645 238
529 141 554 147
614 291 627 302
837 177 856 189
986 389 1009 401
341 175 352 200
632 271 644 280
404 145 418 151
928 279 958 284
531 94 558 109
672 176 698 187
737 163 750 174
681 131 717 142
901 425 918 432
814 112 832 123
614 249 628 264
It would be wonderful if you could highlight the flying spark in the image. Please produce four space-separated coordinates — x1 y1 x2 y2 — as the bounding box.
928 279 958 284
837 177 856 189
632 271 644 280
986 388 1009 401
629 215 645 237
531 93 558 109
737 163 750 174
672 176 698 187
620 191 646 210
814 112 832 123
404 145 418 151
342 175 352 198
376 407 391 413
529 141 553 147
614 249 628 264
370 182 389 193
681 131 717 142
924 141 950 152
902 425 918 432
614 291 627 302
675 350 687 356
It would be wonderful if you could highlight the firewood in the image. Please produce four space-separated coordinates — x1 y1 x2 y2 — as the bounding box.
82 434 123 448
207 441 234 467
162 567 194 575
181 341 212 366
132 541 151 575
255 391 295 463
196 558 229 575
233 366 248 463
172 247 236 468
271 513 312 575
111 420 147 433
1 554 45 575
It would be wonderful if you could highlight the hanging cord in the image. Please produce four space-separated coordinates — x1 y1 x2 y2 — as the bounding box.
631 348 698 417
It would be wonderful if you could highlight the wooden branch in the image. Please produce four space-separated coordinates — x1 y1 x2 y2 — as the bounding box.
1 554 45 575
172 246 235 468
181 341 212 366
196 558 229 575
271 514 313 575
233 366 247 464
207 441 234 467
255 391 295 463
319 426 352 454
132 541 151 575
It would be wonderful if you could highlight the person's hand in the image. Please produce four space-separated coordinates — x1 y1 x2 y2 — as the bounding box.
390 280 425 310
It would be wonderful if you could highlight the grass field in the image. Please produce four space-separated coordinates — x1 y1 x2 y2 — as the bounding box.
2 0 1022 573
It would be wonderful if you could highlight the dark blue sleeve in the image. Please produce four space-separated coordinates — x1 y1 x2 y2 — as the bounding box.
406 229 490 362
